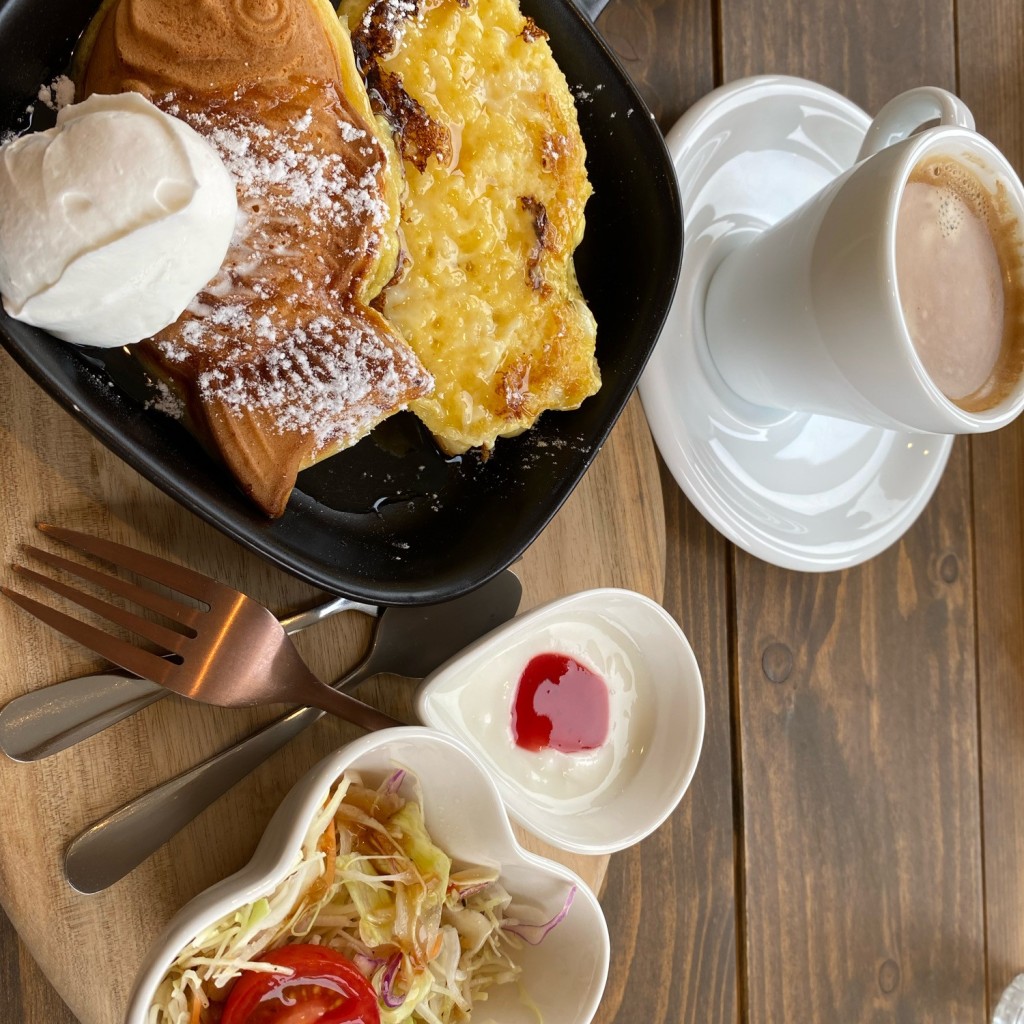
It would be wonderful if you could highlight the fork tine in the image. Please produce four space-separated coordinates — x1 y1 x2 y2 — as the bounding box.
25 546 202 629
37 525 224 604
12 563 189 655
1 585 175 685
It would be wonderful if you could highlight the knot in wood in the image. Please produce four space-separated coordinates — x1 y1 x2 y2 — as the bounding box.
878 958 900 994
761 642 793 684
939 553 959 584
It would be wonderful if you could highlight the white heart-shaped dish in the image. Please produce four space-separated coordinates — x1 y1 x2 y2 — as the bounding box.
125 727 609 1024
416 588 706 854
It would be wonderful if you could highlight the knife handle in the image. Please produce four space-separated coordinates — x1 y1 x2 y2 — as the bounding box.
0 595 375 762
62 658 378 893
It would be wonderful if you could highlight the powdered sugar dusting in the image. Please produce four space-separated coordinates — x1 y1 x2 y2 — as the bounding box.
146 379 185 418
189 312 418 451
143 79 431 473
37 75 75 111
359 0 419 59
183 96 383 236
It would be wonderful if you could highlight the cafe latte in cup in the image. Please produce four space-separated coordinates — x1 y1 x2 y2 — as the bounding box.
895 156 1024 412
703 86 1024 435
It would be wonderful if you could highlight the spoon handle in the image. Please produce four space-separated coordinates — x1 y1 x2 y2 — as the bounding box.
62 570 522 892
63 655 382 894
0 675 165 763
0 595 373 762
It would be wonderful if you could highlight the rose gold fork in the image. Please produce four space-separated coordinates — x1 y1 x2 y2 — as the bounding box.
1 524 401 731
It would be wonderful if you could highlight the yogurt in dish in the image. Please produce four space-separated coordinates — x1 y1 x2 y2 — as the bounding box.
0 91 236 347
429 610 649 816
417 588 706 855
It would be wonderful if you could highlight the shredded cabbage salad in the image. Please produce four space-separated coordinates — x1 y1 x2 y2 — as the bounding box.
149 769 568 1024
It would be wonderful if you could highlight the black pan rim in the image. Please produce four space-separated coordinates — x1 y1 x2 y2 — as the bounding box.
0 0 684 605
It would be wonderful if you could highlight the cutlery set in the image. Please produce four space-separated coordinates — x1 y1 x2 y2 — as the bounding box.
0 524 523 893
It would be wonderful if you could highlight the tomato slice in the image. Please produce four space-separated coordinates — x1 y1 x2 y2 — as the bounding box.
220 944 381 1024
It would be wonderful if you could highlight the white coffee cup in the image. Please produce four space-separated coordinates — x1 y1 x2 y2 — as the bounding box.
703 86 1024 434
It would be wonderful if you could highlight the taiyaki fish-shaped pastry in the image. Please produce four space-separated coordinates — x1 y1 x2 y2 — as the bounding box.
339 0 600 456
75 0 431 516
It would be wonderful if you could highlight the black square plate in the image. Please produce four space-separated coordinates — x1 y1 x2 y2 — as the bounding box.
0 0 682 604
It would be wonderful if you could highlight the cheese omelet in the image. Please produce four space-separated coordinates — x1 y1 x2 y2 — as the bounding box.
340 0 600 454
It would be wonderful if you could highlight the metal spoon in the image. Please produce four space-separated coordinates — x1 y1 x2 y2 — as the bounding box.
0 595 376 762
63 569 523 894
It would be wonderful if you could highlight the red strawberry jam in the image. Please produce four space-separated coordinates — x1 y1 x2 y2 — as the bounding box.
512 653 610 753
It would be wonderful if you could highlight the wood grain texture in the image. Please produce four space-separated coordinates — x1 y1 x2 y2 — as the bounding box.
719 2 987 1022
594 0 715 129
971 416 1024 1014
9 0 1024 1022
0 343 664 1024
719 0 957 110
591 4 738 1024
731 448 985 1022
958 2 1024 1010
596 463 738 1024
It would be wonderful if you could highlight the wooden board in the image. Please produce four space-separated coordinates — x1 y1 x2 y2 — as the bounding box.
0 347 665 1024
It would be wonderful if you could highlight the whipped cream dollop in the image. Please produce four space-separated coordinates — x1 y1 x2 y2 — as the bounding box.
0 91 237 347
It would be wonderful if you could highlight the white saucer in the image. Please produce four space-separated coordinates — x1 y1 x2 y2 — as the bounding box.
638 75 954 573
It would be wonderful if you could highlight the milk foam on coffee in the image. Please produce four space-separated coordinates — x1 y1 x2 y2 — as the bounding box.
895 157 1022 405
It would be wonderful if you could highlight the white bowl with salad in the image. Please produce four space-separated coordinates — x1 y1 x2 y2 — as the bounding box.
125 726 609 1024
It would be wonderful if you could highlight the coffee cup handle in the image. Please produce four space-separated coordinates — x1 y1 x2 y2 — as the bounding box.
856 86 976 161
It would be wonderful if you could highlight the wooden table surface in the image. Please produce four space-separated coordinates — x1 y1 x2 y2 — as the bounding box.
5 0 1024 1021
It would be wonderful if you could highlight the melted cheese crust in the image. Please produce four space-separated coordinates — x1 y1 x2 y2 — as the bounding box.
342 0 600 453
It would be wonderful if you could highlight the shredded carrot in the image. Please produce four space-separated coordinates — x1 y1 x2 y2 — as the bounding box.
188 991 203 1024
305 821 338 905
321 820 337 893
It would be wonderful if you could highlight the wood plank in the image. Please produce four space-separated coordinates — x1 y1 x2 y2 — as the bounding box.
719 0 957 114
0 367 664 1024
591 0 714 130
592 3 740 1024
719 0 987 1021
971 416 1024 1013
730 450 985 1022
596 464 738 1024
956 0 1024 1009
